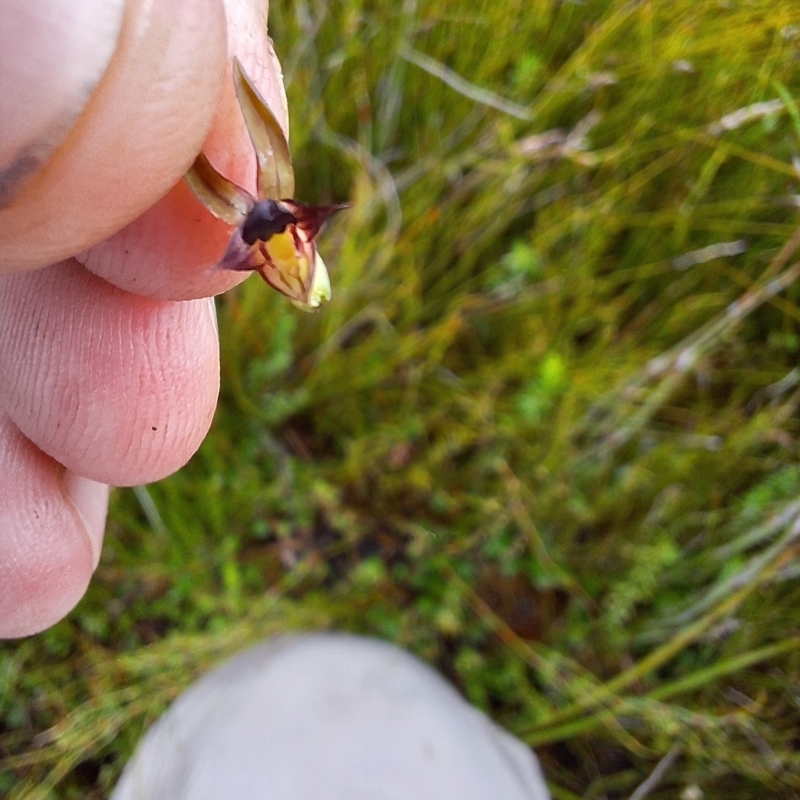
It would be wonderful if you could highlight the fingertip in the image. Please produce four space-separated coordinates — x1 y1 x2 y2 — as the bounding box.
78 179 250 300
0 261 220 487
0 0 228 273
0 416 108 639
81 0 290 300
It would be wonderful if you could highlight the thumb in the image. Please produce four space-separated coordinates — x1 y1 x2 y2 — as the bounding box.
0 0 228 273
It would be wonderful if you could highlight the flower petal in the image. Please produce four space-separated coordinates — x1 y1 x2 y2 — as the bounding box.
281 200 349 241
184 151 252 226
232 58 294 200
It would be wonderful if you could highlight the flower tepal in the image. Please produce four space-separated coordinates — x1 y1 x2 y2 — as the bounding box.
185 59 346 311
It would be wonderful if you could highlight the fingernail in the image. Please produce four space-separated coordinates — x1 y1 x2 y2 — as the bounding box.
62 473 110 571
207 295 218 335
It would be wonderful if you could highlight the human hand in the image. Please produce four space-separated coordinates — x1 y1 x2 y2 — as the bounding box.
0 0 289 637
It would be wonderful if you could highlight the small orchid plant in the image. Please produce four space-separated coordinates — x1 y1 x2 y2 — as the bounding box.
185 59 346 312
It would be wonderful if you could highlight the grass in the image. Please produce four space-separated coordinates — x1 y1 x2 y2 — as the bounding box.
4 0 800 797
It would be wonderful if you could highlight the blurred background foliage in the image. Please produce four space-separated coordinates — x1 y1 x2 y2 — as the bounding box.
4 0 800 797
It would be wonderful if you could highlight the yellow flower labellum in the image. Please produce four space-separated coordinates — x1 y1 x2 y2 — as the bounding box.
184 59 347 312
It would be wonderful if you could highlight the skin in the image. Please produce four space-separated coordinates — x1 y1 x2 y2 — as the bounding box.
0 0 289 637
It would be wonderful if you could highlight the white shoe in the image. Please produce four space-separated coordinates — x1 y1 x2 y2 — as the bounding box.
111 633 550 800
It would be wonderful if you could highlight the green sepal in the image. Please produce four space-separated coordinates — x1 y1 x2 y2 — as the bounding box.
232 57 295 200
184 151 251 226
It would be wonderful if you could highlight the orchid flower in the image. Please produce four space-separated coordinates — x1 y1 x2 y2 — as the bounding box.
185 59 346 311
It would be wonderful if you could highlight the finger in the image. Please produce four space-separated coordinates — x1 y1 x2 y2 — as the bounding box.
79 0 290 300
0 414 109 639
77 171 248 300
0 0 228 273
0 0 125 205
0 260 220 486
